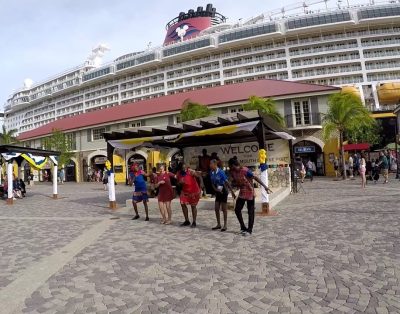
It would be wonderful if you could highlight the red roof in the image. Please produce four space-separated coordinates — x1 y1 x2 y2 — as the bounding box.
343 143 370 151
18 79 339 140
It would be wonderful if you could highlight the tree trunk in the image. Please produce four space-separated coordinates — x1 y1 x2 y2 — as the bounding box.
340 131 347 180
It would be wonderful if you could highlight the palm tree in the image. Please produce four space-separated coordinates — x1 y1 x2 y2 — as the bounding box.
242 96 285 126
180 100 213 122
0 125 18 144
322 92 375 180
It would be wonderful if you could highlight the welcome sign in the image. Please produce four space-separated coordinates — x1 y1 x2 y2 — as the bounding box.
184 139 290 168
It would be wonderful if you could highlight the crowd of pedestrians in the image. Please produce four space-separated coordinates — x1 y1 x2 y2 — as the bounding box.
127 152 271 236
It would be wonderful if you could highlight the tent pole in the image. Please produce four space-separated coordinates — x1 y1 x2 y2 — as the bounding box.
7 162 13 205
53 164 58 199
255 122 275 216
289 139 295 193
107 142 116 209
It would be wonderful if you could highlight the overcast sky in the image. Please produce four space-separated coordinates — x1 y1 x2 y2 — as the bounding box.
0 0 349 108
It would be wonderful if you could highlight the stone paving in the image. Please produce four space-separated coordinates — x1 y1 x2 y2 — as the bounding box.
0 178 399 314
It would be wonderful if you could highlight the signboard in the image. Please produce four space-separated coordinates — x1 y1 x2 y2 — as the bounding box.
183 139 290 168
114 165 123 173
294 146 315 154
94 156 107 164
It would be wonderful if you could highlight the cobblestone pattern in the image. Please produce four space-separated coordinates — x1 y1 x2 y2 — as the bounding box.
0 179 399 313
0 220 96 289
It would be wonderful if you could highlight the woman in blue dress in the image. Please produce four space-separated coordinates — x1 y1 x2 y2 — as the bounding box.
129 163 150 221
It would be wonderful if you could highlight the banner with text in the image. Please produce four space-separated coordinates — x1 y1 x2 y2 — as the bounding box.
183 139 290 168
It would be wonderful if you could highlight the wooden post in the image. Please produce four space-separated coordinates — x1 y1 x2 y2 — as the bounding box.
107 142 117 209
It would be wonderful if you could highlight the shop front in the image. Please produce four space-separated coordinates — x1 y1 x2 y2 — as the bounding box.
127 154 147 172
65 159 76 182
293 141 325 175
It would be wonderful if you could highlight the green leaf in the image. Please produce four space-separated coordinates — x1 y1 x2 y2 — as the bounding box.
242 96 285 126
180 100 213 122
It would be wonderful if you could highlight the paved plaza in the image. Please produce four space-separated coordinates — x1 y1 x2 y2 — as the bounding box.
0 178 399 314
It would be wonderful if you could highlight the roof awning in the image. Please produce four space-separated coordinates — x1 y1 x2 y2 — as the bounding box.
0 145 61 168
104 111 295 150
343 143 370 151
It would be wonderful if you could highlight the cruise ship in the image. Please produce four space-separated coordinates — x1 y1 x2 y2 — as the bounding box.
4 0 400 135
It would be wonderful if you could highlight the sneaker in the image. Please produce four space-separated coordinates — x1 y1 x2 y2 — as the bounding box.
191 222 197 228
240 230 247 235
221 227 227 232
145 217 149 221
132 215 140 220
243 231 252 237
212 226 221 230
180 221 190 227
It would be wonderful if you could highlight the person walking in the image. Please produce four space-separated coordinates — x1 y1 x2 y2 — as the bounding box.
377 151 389 184
130 163 150 221
228 158 271 236
306 159 316 181
176 162 203 228
348 155 354 179
155 165 174 225
210 159 235 232
360 152 367 189
333 156 339 178
60 168 65 184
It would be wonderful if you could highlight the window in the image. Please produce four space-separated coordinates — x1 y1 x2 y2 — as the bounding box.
292 99 311 126
92 127 106 141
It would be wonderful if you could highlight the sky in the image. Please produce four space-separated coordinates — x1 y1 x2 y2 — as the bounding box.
0 0 346 108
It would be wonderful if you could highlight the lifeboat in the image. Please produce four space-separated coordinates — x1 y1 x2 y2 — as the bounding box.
341 85 361 98
377 83 400 104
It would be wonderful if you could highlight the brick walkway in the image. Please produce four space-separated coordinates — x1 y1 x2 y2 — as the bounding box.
0 178 399 313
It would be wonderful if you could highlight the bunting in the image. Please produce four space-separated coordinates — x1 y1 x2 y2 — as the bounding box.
108 121 259 150
21 154 48 169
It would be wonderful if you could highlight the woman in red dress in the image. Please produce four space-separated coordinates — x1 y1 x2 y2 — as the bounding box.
156 164 174 224
176 162 203 228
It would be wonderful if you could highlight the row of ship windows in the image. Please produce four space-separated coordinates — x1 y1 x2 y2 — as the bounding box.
292 64 362 78
304 75 364 85
167 62 220 79
224 62 288 78
121 75 164 90
289 41 358 56
167 74 221 88
121 86 164 99
291 52 360 67
223 51 286 67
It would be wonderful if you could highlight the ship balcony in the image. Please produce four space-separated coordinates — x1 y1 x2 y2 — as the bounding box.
285 113 323 130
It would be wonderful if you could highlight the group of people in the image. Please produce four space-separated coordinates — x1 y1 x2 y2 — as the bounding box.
351 151 390 188
294 157 316 183
1 175 26 200
128 156 270 236
332 151 391 189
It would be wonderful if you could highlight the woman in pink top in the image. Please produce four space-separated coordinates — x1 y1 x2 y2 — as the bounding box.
156 165 175 224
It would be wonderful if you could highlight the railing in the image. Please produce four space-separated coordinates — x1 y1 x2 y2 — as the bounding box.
285 113 323 128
